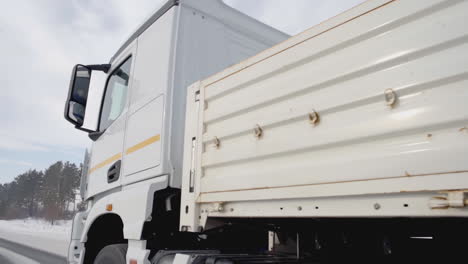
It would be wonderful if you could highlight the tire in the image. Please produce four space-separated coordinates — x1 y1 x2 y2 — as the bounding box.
94 244 128 264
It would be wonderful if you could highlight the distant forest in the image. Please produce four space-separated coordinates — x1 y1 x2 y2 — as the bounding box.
0 161 82 222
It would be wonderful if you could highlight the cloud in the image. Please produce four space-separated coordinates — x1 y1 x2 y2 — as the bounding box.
223 0 365 35
0 0 164 152
0 0 163 181
0 159 33 167
0 136 49 152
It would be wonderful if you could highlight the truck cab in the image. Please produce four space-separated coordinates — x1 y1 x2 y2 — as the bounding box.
65 1 286 263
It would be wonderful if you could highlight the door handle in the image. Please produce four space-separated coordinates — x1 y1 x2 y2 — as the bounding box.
107 160 121 183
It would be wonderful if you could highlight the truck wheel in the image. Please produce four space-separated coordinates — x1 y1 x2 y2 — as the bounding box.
94 244 127 264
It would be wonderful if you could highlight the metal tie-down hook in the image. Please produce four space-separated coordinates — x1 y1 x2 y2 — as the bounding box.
384 88 398 108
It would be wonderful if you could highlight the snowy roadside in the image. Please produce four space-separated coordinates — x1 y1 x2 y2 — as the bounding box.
0 218 71 257
0 247 39 264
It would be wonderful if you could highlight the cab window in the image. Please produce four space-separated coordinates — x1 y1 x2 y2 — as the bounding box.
99 57 132 131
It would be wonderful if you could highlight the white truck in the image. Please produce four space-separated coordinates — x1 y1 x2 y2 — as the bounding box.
64 0 468 263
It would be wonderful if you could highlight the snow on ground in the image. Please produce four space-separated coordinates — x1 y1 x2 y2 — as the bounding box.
0 218 71 257
0 247 40 264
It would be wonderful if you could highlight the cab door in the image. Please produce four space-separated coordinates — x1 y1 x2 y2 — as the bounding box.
86 43 136 197
121 7 176 185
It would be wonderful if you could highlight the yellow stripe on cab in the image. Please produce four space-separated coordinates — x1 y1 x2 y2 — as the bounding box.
88 134 161 175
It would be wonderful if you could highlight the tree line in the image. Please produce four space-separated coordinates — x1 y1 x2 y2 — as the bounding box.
0 161 82 222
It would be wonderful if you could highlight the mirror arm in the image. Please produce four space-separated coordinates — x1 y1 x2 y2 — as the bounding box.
88 130 105 141
87 64 111 73
76 126 96 133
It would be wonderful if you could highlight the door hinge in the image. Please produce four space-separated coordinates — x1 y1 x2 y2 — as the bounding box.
429 191 468 209
189 137 197 193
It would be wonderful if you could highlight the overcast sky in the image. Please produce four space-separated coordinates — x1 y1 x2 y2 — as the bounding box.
0 0 363 183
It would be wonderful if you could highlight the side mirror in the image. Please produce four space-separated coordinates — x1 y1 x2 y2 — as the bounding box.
64 65 92 130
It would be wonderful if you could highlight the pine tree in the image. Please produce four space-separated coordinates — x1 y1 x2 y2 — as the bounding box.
14 170 43 217
60 162 81 214
41 161 64 223
0 159 83 221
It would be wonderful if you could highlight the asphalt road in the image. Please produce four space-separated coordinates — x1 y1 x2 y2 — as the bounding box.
0 252 13 264
0 237 66 264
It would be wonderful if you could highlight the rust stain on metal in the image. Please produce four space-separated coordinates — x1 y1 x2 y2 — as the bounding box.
308 110 320 125
459 127 467 132
213 137 220 149
439 188 468 193
430 196 449 209
254 124 263 138
384 88 398 108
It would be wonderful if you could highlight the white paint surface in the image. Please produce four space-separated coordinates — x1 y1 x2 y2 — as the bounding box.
180 0 468 230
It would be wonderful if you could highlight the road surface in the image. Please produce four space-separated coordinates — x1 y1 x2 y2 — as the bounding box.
0 237 66 264
0 252 13 264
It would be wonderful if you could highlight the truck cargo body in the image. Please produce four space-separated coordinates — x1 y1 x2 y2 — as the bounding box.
181 0 468 229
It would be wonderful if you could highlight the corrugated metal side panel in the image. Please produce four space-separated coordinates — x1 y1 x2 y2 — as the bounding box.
196 0 468 202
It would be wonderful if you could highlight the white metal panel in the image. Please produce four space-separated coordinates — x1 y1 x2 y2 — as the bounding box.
181 0 468 230
168 0 288 188
120 0 288 187
128 8 175 114
123 95 164 178
123 8 176 183
199 191 468 219
201 80 468 192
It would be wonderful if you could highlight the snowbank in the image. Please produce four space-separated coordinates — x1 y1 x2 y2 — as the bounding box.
0 218 71 257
